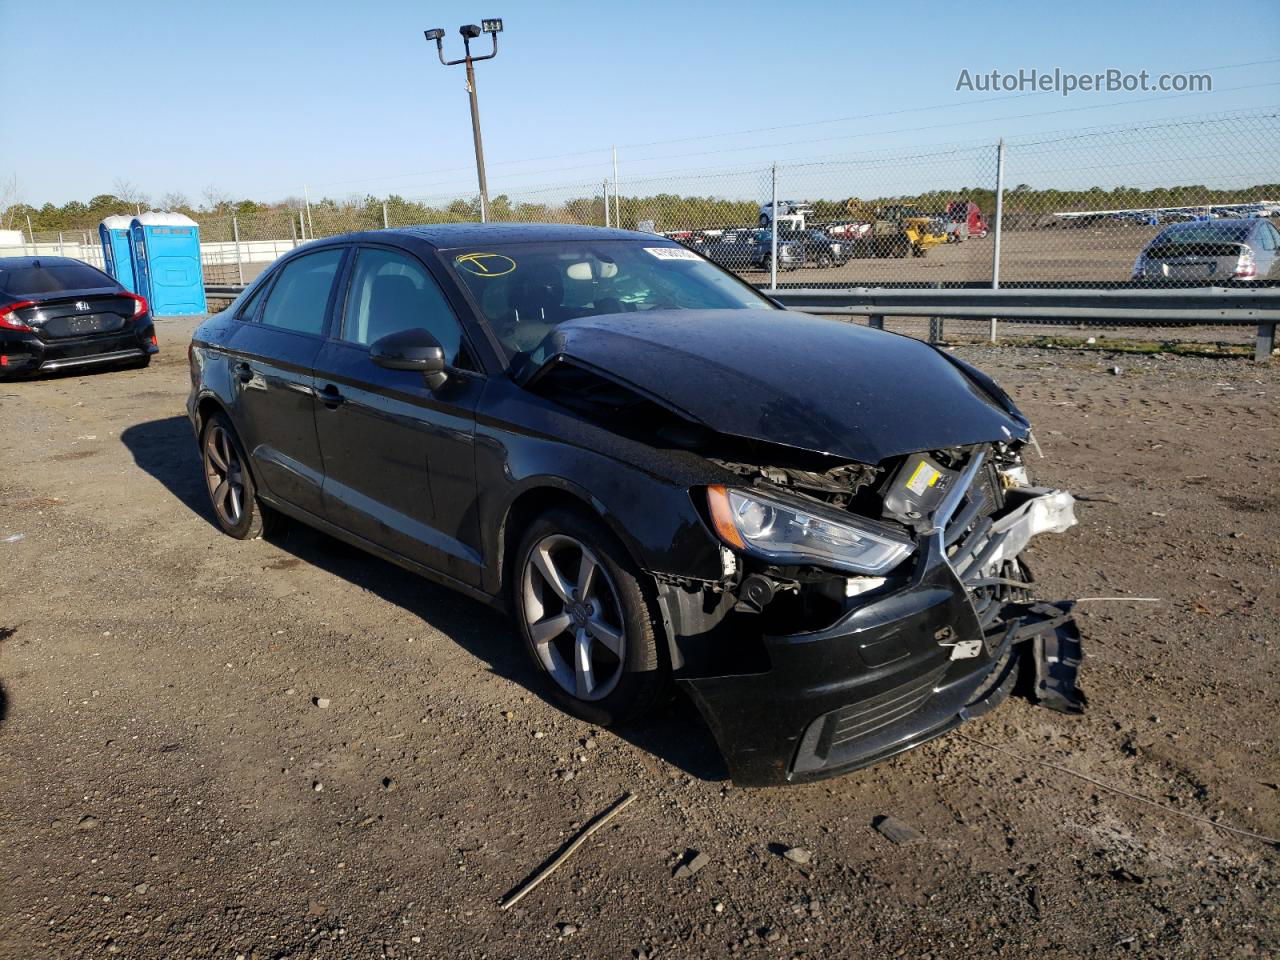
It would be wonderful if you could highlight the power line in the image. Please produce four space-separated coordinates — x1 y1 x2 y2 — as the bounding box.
411 85 1278 196
297 58 1280 194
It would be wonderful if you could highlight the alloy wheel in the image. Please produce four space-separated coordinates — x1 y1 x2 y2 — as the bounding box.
204 423 247 528
522 534 627 701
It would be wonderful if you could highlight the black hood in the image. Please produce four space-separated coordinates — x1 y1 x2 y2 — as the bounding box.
523 309 1028 464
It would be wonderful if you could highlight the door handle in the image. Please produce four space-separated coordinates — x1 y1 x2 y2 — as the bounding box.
233 361 253 383
318 384 345 408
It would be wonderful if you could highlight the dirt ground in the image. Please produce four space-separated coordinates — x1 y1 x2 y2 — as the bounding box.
1 317 1277 960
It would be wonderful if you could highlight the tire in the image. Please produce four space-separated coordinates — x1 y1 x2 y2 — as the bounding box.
513 506 668 726
758 213 770 228
817 252 833 268
200 412 281 540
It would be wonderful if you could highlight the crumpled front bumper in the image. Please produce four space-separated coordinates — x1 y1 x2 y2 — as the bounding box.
677 481 1079 787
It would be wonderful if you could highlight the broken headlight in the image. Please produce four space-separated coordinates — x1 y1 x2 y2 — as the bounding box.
707 485 914 575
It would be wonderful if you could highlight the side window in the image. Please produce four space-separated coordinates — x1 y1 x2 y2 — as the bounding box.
236 277 269 320
259 248 344 335
1260 223 1279 251
342 247 465 365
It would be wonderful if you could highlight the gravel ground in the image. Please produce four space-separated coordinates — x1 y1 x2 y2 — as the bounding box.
1 319 1276 959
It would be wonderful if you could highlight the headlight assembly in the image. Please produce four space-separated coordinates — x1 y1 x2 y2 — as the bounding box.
707 485 914 575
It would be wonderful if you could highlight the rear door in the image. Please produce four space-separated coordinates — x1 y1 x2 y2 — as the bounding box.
224 246 346 517
312 245 485 586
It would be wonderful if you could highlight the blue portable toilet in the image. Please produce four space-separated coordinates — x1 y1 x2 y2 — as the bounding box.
98 215 137 292
129 212 207 316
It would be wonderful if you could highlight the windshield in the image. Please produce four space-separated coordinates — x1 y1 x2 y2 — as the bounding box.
441 240 774 358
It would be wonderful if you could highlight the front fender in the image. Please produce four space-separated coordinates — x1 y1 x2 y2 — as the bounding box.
474 380 726 597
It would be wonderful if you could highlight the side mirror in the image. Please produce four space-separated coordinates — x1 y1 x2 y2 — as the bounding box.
370 328 449 390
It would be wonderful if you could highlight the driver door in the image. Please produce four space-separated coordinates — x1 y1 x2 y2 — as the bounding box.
312 245 486 587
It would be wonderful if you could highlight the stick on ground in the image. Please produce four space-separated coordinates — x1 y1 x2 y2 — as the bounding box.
499 792 637 911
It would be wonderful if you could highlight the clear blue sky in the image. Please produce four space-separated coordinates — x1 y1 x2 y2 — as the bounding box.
4 0 1278 206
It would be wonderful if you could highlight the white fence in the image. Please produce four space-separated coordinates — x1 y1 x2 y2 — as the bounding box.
0 238 303 277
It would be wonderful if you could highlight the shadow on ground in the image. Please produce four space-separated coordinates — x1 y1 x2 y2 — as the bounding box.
120 416 728 781
0 624 13 729
121 416 213 523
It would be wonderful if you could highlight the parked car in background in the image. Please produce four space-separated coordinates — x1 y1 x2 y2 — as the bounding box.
702 228 761 271
747 228 847 270
187 223 1079 787
0 256 157 378
1132 218 1280 282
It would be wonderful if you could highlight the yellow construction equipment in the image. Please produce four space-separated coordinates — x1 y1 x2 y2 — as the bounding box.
844 199 948 258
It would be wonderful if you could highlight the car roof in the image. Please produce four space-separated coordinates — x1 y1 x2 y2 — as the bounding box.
0 255 96 268
308 223 663 249
1166 218 1259 230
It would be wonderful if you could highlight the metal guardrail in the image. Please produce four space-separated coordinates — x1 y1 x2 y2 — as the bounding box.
766 287 1280 361
204 283 1279 362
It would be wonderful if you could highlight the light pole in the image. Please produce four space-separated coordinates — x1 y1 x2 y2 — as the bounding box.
425 19 503 223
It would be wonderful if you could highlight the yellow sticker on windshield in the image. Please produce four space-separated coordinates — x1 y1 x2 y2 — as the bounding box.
454 252 517 277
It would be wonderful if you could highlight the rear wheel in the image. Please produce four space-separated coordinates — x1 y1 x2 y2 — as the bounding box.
514 508 667 726
201 413 280 540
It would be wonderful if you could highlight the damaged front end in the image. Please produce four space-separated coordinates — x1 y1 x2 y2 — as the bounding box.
666 442 1083 787
514 314 1083 786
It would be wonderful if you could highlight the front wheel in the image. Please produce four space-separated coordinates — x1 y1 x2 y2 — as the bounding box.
514 508 667 726
201 413 281 540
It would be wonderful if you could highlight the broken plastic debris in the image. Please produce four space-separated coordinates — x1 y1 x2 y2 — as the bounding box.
872 815 924 845
1 533 24 544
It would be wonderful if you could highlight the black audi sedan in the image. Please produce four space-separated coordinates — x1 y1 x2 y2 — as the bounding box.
0 256 158 377
187 224 1078 786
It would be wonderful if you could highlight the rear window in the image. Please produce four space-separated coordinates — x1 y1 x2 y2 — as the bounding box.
0 262 116 295
1156 223 1250 245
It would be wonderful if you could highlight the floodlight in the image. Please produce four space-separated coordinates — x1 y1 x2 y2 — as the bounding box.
460 23 482 39
481 18 503 33
424 28 445 41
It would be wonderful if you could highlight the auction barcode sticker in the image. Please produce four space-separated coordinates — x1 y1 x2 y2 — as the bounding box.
644 247 703 261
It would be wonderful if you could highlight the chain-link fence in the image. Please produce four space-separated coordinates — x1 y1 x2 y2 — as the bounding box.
4 107 1276 348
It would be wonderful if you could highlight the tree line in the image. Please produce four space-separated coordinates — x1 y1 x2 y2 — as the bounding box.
5 181 1276 239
